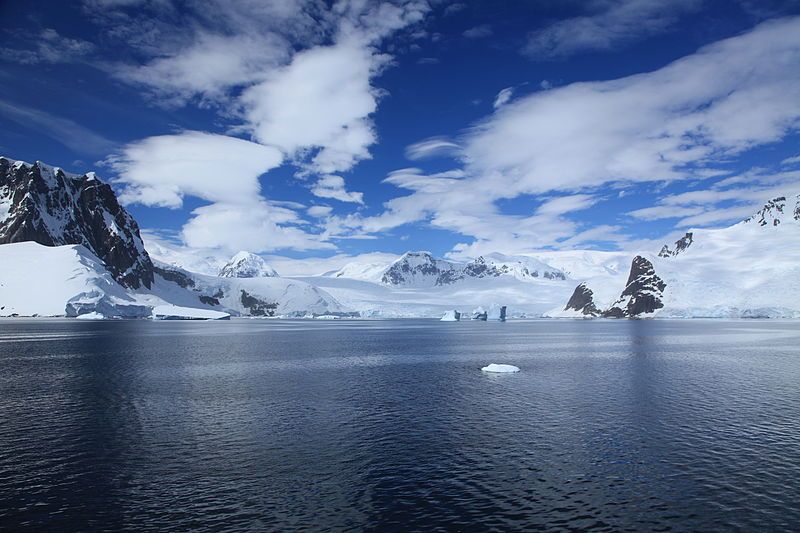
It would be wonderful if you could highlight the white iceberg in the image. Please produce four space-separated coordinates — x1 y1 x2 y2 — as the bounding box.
471 306 488 320
481 363 520 373
75 311 106 320
487 305 507 321
440 310 461 321
151 305 230 321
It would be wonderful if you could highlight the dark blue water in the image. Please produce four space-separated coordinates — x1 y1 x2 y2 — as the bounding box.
1 319 799 531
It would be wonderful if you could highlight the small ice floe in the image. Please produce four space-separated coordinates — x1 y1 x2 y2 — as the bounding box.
440 310 461 321
481 363 520 373
75 311 105 320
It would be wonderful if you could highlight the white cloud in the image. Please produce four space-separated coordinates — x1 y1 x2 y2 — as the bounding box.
492 87 514 109
108 131 283 208
525 0 702 59
334 18 800 256
782 155 800 166
307 205 334 218
466 17 800 196
181 200 333 253
310 175 365 204
536 194 599 216
117 33 290 104
404 136 461 160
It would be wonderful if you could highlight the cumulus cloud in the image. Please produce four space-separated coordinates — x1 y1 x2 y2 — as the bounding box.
310 175 365 204
524 0 702 59
107 131 283 208
242 39 382 174
93 0 430 254
181 200 333 252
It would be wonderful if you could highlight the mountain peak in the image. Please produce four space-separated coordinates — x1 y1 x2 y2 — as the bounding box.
219 251 279 278
0 156 153 289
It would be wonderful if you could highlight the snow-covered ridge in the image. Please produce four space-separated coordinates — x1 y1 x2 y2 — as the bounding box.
376 251 566 287
219 251 279 278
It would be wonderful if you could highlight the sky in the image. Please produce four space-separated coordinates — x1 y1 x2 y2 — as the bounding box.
1 0 800 275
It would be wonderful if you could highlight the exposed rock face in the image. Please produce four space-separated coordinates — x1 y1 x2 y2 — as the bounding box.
745 195 800 226
219 251 279 278
381 252 459 286
564 282 600 316
240 290 277 316
603 256 666 318
0 157 153 289
658 232 693 258
381 251 565 286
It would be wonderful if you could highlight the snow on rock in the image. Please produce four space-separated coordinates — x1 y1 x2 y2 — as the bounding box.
440 310 461 321
481 364 520 373
153 261 348 317
603 256 666 318
151 305 230 320
0 156 154 289
378 251 566 287
218 251 279 278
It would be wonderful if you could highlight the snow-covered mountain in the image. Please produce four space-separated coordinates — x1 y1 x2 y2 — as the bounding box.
2 155 800 320
374 251 566 286
555 193 800 318
219 251 279 278
0 241 346 318
0 157 154 289
0 156 346 318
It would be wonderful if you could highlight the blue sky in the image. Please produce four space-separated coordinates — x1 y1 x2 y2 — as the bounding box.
1 0 800 272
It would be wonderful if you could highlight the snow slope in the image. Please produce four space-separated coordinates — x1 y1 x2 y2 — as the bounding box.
294 274 575 318
0 242 347 318
653 197 800 317
0 242 150 317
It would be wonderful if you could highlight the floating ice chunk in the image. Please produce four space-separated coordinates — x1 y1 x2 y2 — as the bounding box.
481 363 520 373
151 305 230 320
75 311 105 320
440 310 461 321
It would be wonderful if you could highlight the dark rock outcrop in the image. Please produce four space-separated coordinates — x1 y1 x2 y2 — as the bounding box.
564 282 600 316
603 256 666 318
0 157 153 289
240 290 277 316
658 232 693 258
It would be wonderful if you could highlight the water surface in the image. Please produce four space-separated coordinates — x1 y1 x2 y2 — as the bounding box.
1 319 799 531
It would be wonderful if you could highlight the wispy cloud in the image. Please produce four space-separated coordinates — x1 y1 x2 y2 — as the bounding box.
524 0 702 59
0 100 115 155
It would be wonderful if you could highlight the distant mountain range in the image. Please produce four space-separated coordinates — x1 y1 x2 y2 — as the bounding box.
2 155 799 319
